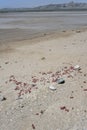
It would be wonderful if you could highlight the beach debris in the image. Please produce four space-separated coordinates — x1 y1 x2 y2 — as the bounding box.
49 84 57 90
70 96 74 99
57 78 65 84
76 30 81 33
41 57 46 60
32 124 35 129
60 106 69 112
83 81 86 84
36 113 39 115
5 61 9 64
40 110 45 115
74 65 80 70
0 95 6 101
60 106 66 110
83 89 87 91
84 74 87 77
7 64 81 98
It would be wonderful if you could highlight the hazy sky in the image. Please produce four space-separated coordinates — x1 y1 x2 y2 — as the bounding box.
0 0 87 8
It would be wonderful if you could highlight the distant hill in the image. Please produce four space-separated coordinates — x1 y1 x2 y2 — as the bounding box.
0 1 87 13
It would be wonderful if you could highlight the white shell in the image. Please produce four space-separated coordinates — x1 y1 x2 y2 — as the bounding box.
49 85 56 90
74 65 80 70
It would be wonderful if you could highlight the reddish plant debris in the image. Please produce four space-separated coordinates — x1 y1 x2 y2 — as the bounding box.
84 74 87 77
52 78 57 82
83 89 87 91
40 110 44 114
16 82 22 85
60 106 66 110
83 81 86 84
8 65 80 98
36 113 39 115
23 83 27 86
60 106 69 112
69 66 74 70
65 108 69 112
32 124 35 129
32 78 38 83
15 86 20 90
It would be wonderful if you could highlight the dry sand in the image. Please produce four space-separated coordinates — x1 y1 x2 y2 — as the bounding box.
0 29 87 130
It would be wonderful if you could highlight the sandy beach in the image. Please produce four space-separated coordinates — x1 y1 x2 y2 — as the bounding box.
0 12 87 130
0 29 87 130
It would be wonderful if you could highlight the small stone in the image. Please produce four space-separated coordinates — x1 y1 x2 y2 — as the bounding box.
0 95 6 101
40 110 45 114
58 78 65 84
74 65 80 70
5 62 9 64
76 30 81 33
32 124 35 129
49 84 56 90
41 57 46 60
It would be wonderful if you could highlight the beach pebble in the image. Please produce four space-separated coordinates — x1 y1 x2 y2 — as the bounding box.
0 95 6 101
74 65 80 70
57 78 65 84
49 84 57 90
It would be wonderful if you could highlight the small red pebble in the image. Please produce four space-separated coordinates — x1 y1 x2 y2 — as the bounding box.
16 82 22 85
36 113 39 115
60 106 66 110
32 124 35 129
83 89 87 91
70 96 74 99
70 66 74 70
52 78 57 82
32 78 38 83
15 86 20 90
83 81 86 83
9 79 12 82
28 89 31 93
23 83 27 86
65 108 69 112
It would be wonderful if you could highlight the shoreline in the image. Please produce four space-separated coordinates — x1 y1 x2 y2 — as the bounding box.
0 26 87 53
